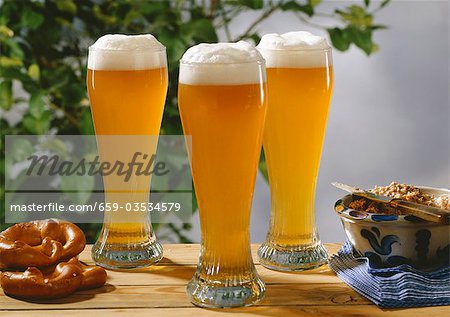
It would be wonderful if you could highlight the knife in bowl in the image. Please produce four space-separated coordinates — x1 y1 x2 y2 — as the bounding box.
332 182 450 224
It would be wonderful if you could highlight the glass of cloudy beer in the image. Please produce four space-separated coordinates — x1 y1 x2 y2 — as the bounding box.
178 42 266 307
87 34 168 269
257 32 333 271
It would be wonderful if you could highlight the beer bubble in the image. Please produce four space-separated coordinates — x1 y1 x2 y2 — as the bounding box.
88 34 166 70
257 31 331 68
179 41 265 85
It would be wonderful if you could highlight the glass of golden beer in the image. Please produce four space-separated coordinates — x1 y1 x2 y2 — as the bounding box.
87 34 168 269
178 42 266 307
257 32 333 271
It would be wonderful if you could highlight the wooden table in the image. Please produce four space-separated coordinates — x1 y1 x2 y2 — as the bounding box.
0 244 448 316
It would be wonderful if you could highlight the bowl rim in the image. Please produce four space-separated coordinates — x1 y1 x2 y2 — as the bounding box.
334 185 449 225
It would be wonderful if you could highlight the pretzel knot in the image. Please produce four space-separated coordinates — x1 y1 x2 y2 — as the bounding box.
0 258 107 299
0 219 86 269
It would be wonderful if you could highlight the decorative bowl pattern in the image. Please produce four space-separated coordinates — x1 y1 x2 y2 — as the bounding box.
334 186 450 269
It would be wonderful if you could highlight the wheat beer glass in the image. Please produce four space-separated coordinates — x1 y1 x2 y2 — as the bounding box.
178 42 266 308
257 32 333 271
87 34 168 269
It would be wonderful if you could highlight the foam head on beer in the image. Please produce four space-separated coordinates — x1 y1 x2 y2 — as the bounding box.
179 41 265 85
88 34 166 70
257 31 331 68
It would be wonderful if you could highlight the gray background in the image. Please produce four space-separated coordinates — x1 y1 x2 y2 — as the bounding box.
185 0 450 243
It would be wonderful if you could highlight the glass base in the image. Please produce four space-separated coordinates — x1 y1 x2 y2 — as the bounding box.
186 275 265 308
91 240 163 270
258 241 328 271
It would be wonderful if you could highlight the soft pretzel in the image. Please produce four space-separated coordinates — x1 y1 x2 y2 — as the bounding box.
0 258 107 299
66 258 107 290
0 219 86 269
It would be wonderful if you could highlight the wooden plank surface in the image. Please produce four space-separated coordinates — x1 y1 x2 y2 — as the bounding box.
0 244 447 317
0 284 370 310
3 307 450 317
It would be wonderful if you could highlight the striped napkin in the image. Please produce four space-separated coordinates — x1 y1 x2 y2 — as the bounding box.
329 241 450 308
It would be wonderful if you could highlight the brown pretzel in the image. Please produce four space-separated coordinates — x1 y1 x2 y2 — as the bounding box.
0 219 86 269
0 258 107 299
67 258 107 291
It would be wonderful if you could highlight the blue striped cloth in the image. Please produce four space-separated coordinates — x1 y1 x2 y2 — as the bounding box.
329 241 450 308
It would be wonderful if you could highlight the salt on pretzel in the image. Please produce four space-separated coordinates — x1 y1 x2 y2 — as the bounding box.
0 258 107 300
0 219 86 269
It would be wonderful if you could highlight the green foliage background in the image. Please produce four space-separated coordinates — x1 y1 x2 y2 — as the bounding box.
0 0 390 242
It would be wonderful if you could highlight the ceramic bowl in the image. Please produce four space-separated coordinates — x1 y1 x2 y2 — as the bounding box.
334 186 449 269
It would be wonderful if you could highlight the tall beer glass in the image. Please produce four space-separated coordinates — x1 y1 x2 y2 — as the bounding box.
257 32 333 271
87 34 168 269
178 42 266 307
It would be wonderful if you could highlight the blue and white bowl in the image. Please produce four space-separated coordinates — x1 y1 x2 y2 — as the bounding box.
334 186 450 269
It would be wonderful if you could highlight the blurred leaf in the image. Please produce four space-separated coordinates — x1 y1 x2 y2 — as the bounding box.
186 19 218 43
281 1 314 16
44 66 71 91
327 28 351 51
60 83 84 106
0 56 23 67
364 0 370 7
9 138 34 162
380 0 391 8
92 5 117 25
4 156 13 180
22 112 51 134
80 109 95 135
123 9 141 26
329 25 376 55
28 63 40 81
55 0 77 15
259 150 268 181
55 17 72 27
0 159 5 179
336 5 372 27
1 67 36 92
21 9 44 30
159 30 187 63
22 115 36 133
371 25 387 30
0 80 13 110
309 0 322 6
151 168 170 191
192 185 198 212
29 91 45 118
347 25 374 55
139 1 168 15
0 25 14 37
371 42 380 53
167 223 192 243
3 38 25 59
40 138 69 159
239 0 264 10
61 174 94 205
183 222 192 230
247 33 261 44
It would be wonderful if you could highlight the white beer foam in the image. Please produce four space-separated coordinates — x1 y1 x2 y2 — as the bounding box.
257 31 331 68
88 34 166 70
179 41 265 85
